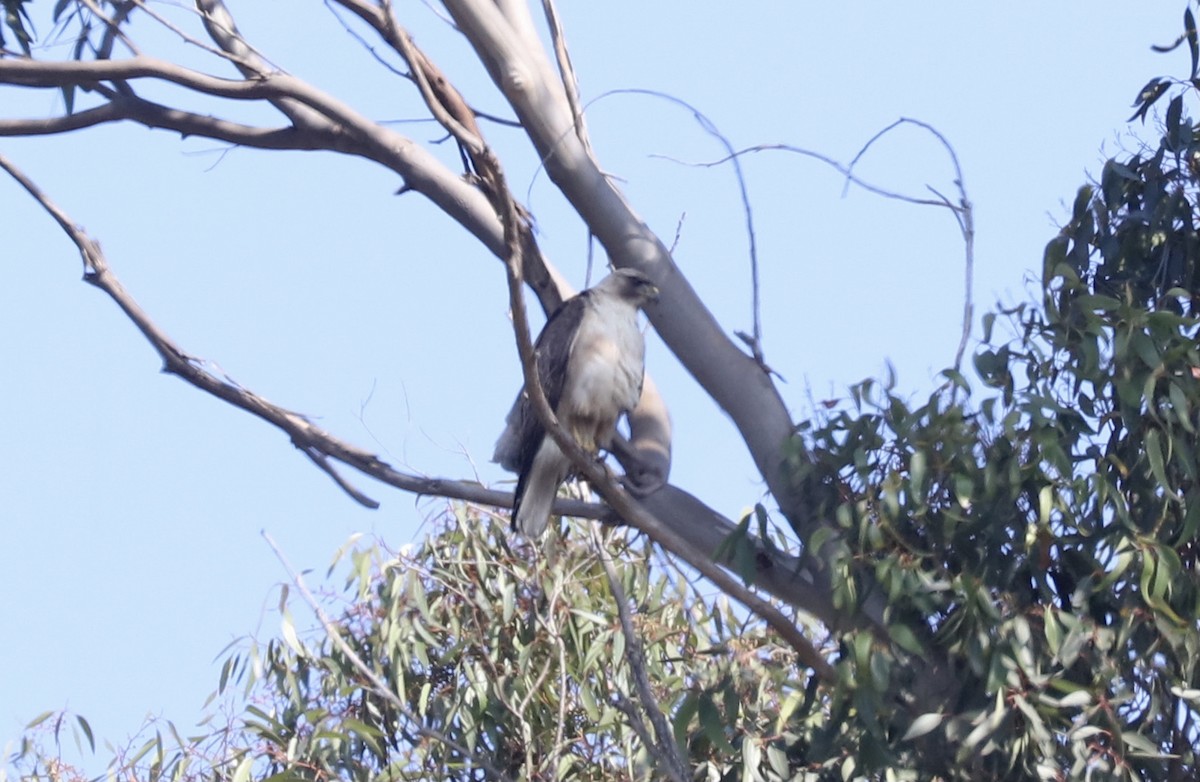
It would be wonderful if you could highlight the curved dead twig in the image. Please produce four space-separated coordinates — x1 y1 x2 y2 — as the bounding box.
668 121 976 377
592 87 765 368
848 117 975 375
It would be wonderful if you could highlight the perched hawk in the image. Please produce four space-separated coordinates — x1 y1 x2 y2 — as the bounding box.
494 269 659 537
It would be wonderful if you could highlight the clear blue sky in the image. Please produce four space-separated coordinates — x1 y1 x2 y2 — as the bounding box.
0 0 1182 763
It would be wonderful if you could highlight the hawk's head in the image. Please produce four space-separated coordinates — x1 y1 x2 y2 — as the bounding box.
599 268 659 307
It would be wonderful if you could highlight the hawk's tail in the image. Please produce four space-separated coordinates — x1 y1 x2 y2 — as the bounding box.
512 437 569 538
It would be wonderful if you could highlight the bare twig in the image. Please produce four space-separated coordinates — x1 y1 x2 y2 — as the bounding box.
662 120 976 376
846 117 974 374
541 0 591 153
262 532 515 782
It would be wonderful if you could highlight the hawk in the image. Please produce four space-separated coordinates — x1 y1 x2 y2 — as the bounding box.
494 268 659 537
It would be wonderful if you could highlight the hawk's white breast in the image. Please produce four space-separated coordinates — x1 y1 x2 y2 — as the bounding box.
561 294 645 423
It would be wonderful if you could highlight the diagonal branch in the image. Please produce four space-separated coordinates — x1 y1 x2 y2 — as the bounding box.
540 0 592 153
0 152 589 516
590 526 689 782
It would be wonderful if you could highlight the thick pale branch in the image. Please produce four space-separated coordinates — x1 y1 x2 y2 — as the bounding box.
442 0 803 532
0 56 283 99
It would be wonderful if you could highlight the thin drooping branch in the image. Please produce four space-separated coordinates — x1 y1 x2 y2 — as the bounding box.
596 87 765 367
0 151 606 518
846 118 974 372
262 532 515 782
589 526 689 782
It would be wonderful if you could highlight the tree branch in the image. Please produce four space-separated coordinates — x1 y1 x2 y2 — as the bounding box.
0 97 329 150
540 0 592 154
667 118 977 378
